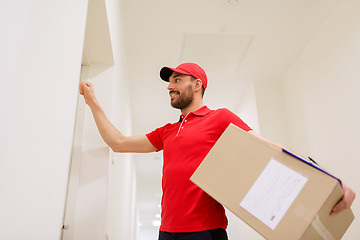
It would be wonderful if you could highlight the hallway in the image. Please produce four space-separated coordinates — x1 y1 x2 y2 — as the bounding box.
0 0 359 239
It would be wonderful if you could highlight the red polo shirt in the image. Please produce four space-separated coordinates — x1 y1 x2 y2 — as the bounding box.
146 106 251 233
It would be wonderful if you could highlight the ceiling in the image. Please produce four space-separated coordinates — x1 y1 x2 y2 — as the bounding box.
117 0 342 231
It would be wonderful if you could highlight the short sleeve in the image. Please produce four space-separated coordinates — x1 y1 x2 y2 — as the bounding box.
218 108 252 132
146 125 167 152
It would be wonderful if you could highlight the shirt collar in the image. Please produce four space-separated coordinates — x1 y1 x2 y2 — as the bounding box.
179 106 212 122
192 105 211 116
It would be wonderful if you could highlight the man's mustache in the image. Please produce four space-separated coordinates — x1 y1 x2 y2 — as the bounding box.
169 90 180 95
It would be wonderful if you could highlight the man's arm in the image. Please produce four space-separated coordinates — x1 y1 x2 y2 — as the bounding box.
79 82 156 153
248 130 356 216
248 130 285 150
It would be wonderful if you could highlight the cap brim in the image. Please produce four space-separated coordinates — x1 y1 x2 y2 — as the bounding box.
160 67 175 82
160 66 192 82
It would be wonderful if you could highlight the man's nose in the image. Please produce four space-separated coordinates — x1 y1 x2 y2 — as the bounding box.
167 82 174 91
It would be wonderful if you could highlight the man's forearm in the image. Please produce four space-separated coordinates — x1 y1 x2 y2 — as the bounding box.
88 102 125 151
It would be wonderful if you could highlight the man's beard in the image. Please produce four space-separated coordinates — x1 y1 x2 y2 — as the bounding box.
170 85 194 110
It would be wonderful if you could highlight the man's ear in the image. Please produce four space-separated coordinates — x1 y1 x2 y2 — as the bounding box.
195 79 203 91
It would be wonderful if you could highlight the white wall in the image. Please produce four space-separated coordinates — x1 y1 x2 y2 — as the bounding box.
0 0 88 239
62 0 137 238
254 82 289 145
280 0 359 239
63 0 138 239
106 0 138 239
0 0 138 239
235 82 260 133
69 65 114 240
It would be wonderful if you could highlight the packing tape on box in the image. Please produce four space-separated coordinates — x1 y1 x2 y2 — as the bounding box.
294 204 313 223
311 215 335 240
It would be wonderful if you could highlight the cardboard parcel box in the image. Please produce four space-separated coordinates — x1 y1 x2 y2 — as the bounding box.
190 124 354 240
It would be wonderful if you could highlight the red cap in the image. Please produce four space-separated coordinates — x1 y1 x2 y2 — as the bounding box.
160 63 208 90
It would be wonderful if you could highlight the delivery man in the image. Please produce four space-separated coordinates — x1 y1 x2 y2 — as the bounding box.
79 63 355 240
